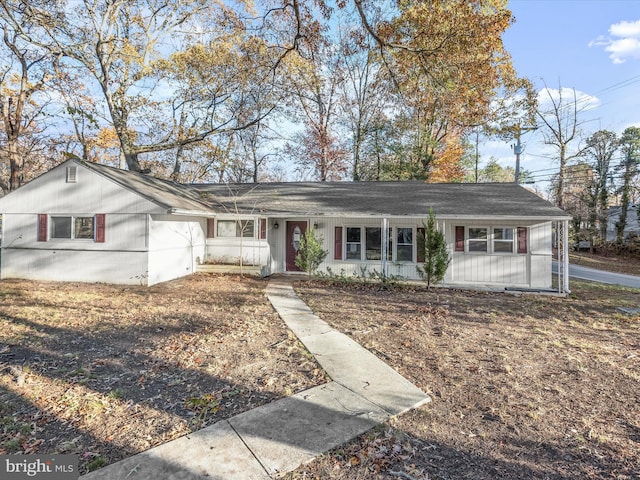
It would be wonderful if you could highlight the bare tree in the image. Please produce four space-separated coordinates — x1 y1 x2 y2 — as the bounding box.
285 37 348 181
536 84 588 209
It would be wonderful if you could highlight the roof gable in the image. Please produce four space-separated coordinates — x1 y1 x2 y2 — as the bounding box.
0 160 213 215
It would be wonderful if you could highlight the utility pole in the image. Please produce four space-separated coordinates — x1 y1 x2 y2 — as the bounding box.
512 125 537 184
514 127 523 184
474 127 480 183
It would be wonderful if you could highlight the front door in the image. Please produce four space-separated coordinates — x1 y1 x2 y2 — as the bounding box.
286 221 307 271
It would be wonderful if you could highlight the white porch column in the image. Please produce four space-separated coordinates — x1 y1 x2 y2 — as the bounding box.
562 219 570 294
381 217 389 278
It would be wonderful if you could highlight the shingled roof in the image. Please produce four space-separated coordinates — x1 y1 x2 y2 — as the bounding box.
190 181 570 220
81 161 212 213
75 161 569 220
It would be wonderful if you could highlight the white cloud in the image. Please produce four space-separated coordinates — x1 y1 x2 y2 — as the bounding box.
537 87 600 113
589 19 640 64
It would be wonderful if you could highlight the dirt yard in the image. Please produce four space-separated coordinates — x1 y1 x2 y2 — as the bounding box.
2 273 639 479
285 279 640 480
0 274 326 474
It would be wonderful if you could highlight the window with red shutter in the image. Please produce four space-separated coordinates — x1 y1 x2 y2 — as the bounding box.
95 214 106 243
455 226 465 252
334 226 343 260
259 218 267 239
206 218 215 239
517 227 528 254
37 214 48 242
417 227 426 263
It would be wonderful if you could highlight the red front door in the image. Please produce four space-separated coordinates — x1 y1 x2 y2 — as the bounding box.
286 221 307 271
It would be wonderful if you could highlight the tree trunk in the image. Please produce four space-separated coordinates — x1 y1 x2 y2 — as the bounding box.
8 140 21 191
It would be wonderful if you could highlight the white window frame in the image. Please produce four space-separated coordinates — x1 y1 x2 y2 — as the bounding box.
395 226 414 262
467 227 489 253
49 215 95 240
345 226 362 260
464 226 519 254
493 227 515 254
216 219 255 238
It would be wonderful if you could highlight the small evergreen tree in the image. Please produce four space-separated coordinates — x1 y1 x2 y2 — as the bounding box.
417 208 450 288
295 229 328 278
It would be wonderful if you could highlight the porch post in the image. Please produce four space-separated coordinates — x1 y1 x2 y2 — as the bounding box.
562 219 570 294
381 217 388 278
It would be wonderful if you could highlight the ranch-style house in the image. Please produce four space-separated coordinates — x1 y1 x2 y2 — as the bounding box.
0 159 571 292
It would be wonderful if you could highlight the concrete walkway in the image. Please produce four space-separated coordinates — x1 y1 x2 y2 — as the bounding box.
82 279 430 480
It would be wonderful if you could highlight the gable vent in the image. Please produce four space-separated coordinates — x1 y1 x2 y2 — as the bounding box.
66 166 78 183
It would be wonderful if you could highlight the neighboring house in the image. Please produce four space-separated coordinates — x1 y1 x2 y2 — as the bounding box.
0 159 572 292
606 205 639 241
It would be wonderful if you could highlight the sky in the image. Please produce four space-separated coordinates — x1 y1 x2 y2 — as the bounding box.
483 0 640 192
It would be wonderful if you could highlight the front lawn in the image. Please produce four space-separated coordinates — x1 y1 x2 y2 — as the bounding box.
0 274 326 474
287 280 640 480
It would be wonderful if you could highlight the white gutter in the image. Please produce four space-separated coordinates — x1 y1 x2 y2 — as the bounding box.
168 208 216 217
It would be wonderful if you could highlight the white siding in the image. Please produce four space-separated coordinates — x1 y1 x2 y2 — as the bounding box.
204 216 272 268
301 216 426 279
0 212 150 284
446 221 553 289
287 217 555 290
148 215 206 285
0 161 164 214
0 249 148 284
205 238 270 266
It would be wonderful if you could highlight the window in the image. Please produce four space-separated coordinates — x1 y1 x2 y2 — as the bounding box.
365 227 381 260
51 216 72 239
457 226 526 254
237 220 254 238
66 166 78 183
46 215 101 241
396 227 413 261
365 227 392 261
493 227 514 253
217 220 254 238
346 227 361 260
468 227 488 252
74 217 95 239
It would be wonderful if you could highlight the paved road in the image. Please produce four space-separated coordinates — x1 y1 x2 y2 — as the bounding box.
553 262 640 288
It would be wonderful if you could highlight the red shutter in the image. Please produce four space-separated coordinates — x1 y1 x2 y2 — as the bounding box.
455 226 464 252
95 214 106 243
416 227 426 263
37 214 48 242
259 218 267 239
207 218 215 239
334 226 343 260
517 227 528 254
